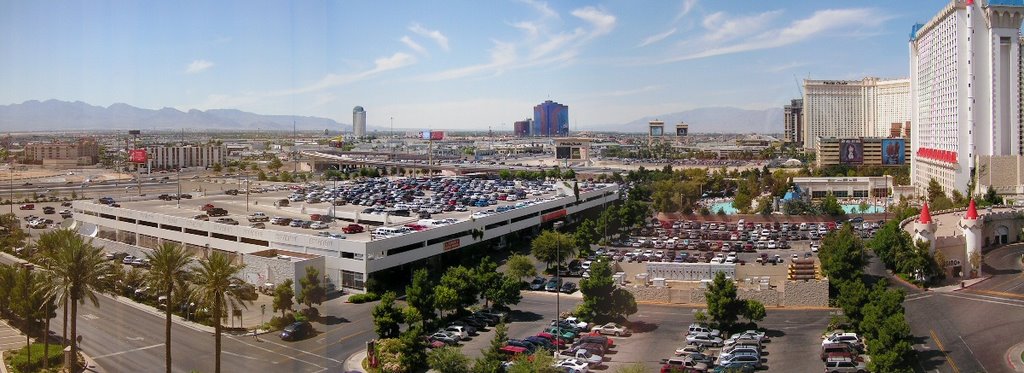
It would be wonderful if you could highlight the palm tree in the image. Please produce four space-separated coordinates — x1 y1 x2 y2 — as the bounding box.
33 229 77 347
37 233 114 372
191 252 248 373
146 243 193 373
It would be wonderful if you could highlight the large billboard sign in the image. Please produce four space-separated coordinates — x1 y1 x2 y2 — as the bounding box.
421 131 444 140
881 139 905 165
839 139 863 165
676 126 688 136
128 149 148 163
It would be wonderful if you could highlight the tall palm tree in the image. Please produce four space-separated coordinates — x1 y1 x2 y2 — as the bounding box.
33 229 78 346
37 233 113 372
146 243 193 373
191 252 248 373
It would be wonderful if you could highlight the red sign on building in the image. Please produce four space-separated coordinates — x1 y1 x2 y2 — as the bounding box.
542 209 567 223
128 149 148 163
443 239 461 251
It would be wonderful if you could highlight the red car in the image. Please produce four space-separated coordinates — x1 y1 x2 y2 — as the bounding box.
19 204 34 210
341 224 365 234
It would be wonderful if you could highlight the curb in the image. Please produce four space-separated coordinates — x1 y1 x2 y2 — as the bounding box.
343 350 367 372
633 300 834 310
1006 341 1024 372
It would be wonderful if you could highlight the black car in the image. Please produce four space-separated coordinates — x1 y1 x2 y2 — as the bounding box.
560 282 577 294
280 321 312 341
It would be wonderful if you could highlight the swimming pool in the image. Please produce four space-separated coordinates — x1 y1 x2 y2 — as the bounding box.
706 200 884 215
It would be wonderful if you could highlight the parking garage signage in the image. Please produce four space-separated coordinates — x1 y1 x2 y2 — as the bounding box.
542 209 567 222
444 239 461 251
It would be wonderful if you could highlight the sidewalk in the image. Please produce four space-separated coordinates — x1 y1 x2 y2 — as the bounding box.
1007 341 1024 372
107 293 274 336
929 276 992 293
343 350 367 372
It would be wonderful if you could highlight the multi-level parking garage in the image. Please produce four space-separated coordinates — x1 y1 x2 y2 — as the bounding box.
69 176 619 292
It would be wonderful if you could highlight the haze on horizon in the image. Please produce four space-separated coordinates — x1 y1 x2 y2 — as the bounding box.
0 0 939 130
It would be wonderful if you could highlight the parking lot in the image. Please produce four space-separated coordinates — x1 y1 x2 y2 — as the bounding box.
441 292 833 372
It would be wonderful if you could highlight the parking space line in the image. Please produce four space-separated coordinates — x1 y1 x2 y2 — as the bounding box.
930 330 960 373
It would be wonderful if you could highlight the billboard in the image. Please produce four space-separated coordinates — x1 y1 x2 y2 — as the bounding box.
839 139 863 165
420 131 444 140
881 139 905 165
676 126 688 136
650 126 663 136
555 146 572 159
128 149 148 163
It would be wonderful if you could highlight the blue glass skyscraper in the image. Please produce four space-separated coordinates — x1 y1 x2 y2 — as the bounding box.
533 100 568 137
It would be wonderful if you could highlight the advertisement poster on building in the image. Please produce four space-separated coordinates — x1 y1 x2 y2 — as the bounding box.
128 149 148 163
881 139 905 165
839 139 863 165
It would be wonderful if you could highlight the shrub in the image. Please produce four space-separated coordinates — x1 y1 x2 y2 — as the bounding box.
348 292 380 304
8 342 63 373
268 313 297 330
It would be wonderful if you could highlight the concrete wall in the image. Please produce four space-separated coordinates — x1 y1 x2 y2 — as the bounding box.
620 278 829 307
240 253 326 295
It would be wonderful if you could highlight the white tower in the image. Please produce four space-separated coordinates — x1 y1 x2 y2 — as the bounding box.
353 106 366 138
959 199 983 277
913 202 937 254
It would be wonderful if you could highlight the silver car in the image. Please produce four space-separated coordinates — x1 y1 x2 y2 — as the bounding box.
685 333 723 347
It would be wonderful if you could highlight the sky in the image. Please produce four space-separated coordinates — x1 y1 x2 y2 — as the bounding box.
0 0 962 130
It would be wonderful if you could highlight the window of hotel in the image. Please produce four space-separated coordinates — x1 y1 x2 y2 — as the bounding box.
211 233 236 242
139 220 157 228
342 270 364 289
185 228 206 237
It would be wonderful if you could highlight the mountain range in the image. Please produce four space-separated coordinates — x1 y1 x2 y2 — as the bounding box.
0 100 782 134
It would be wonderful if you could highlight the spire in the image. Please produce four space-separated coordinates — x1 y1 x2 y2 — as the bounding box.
919 202 932 224
965 199 978 220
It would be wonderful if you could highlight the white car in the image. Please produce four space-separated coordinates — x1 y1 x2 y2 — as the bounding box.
443 325 470 340
590 322 630 336
685 333 723 347
554 358 589 373
687 324 722 337
720 346 761 360
810 243 820 252
556 348 602 367
674 345 706 356
562 316 590 330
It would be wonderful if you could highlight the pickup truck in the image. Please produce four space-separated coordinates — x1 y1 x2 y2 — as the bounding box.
247 213 270 222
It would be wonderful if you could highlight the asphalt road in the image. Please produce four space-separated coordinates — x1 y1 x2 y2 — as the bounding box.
50 292 376 373
904 243 1024 373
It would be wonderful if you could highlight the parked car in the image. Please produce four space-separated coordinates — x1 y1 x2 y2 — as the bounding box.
280 321 313 341
530 277 547 290
428 331 460 346
545 277 562 292
590 323 630 337
19 204 34 210
823 356 867 373
685 333 723 347
342 224 365 234
443 325 471 340
687 324 722 338
560 282 578 294
556 348 602 367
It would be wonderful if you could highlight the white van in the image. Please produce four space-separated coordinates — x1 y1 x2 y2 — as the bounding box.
372 227 410 239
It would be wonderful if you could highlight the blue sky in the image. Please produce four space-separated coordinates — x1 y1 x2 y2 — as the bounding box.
0 1 955 130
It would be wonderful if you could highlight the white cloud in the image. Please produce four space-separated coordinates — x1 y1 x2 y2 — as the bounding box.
577 85 665 99
673 0 699 22
657 8 887 64
517 0 558 19
511 21 540 39
400 36 428 55
409 23 449 51
766 61 809 73
571 6 616 38
638 28 677 47
701 10 782 42
185 59 214 74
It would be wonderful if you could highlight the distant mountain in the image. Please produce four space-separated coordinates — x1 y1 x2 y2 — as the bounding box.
0 100 348 132
592 107 783 134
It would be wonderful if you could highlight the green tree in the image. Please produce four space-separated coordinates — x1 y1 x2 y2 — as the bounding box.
433 286 459 318
478 323 509 371
473 258 501 307
704 272 743 329
257 170 267 181
36 234 114 372
191 252 249 373
440 266 479 309
272 279 294 317
406 269 435 321
818 195 845 217
296 267 326 311
146 243 193 373
212 163 222 172
427 346 471 373
486 276 523 310
742 300 767 324
984 185 1003 205
835 279 870 330
573 219 599 253
504 254 536 282
268 157 283 171
860 283 905 342
280 171 293 183
530 230 577 269
372 291 403 339
398 307 428 372
506 351 559 373
818 224 866 284
578 260 637 323
926 178 944 202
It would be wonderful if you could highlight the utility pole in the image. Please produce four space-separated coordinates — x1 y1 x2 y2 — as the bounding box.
553 219 564 356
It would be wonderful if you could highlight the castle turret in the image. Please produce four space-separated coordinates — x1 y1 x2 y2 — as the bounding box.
959 199 983 277
913 202 937 254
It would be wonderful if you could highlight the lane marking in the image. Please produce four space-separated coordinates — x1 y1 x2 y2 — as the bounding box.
223 350 261 361
958 335 985 373
905 294 933 302
91 343 164 360
930 330 960 373
961 290 1024 302
944 293 1024 309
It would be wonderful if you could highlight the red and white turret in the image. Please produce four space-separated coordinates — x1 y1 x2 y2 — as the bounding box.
959 199 983 277
913 202 937 254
